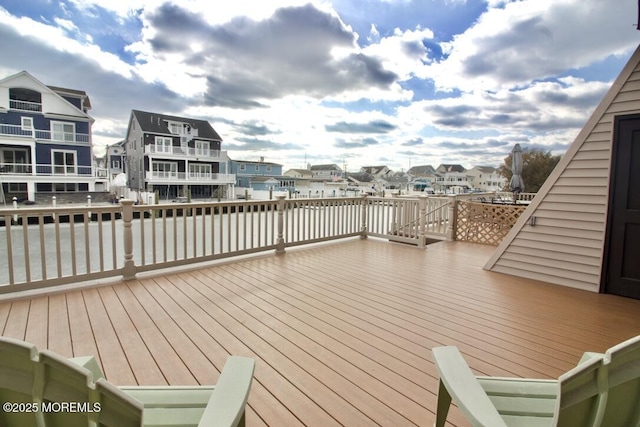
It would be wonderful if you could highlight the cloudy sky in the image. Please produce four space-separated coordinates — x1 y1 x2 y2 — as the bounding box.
1 0 638 172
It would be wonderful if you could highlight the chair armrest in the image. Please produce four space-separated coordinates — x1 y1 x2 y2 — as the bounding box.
198 356 255 427
68 356 105 381
432 347 507 427
578 352 603 365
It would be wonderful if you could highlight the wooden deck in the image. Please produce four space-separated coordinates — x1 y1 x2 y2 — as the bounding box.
1 238 640 426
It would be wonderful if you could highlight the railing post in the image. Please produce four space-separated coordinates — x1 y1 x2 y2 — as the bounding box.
418 196 427 248
360 195 368 239
87 195 92 222
446 195 457 241
275 195 286 254
121 199 137 279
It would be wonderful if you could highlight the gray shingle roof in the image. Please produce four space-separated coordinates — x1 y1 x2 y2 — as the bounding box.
132 110 222 140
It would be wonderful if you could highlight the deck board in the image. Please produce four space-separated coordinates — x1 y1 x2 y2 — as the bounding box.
2 238 640 426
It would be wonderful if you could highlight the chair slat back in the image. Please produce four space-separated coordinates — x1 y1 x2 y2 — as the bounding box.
601 335 640 427
553 355 607 427
0 337 143 427
0 337 41 426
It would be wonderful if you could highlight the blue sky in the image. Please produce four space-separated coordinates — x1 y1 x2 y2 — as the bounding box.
0 0 638 172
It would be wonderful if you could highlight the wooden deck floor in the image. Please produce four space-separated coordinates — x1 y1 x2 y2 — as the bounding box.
1 238 640 426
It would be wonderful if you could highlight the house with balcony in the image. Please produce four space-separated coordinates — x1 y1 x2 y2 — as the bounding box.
0 70 96 202
466 165 506 192
433 164 470 193
123 110 234 200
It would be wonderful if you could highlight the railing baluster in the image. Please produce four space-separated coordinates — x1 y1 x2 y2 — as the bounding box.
69 214 77 276
21 214 31 282
84 212 90 274
39 214 47 280
98 213 104 272
111 212 117 270
54 213 62 277
5 215 15 285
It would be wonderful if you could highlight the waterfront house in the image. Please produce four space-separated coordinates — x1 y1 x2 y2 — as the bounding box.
466 166 506 192
123 110 235 200
0 71 97 203
433 164 470 193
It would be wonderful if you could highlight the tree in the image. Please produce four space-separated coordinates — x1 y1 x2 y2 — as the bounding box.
498 147 561 193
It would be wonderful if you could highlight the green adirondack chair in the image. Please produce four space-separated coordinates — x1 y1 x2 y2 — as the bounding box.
431 335 640 427
0 336 255 427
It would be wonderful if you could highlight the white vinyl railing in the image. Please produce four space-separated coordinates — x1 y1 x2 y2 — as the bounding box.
0 195 453 293
0 123 90 143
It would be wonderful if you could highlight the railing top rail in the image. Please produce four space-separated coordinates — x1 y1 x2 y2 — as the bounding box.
0 205 121 216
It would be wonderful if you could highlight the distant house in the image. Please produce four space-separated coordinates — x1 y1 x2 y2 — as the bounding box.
346 171 374 191
407 165 436 177
310 164 343 181
124 110 234 200
385 172 410 190
466 166 506 192
0 71 98 202
230 158 284 190
106 140 126 180
433 164 469 193
284 168 313 179
360 165 391 179
485 44 640 300
435 164 466 174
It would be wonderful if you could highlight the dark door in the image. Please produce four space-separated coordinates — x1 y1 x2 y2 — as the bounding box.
604 114 640 299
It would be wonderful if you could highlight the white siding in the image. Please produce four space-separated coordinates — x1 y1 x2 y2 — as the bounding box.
485 45 640 292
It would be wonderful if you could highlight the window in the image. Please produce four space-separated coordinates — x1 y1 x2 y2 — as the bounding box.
112 160 120 169
189 164 211 178
9 183 27 192
195 141 209 156
155 136 172 153
169 123 181 134
152 162 177 178
21 117 33 135
1 149 29 173
240 164 246 171
51 122 75 142
52 150 76 175
266 165 272 172
255 165 259 171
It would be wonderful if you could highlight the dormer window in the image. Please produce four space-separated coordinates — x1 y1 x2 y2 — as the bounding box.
169 123 182 134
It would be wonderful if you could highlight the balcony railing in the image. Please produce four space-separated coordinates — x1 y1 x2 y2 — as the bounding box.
0 124 90 144
144 145 223 158
0 163 93 176
9 99 42 112
146 171 236 183
0 196 455 292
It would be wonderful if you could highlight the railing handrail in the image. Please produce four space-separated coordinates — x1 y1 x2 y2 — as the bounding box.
0 195 454 293
0 123 90 143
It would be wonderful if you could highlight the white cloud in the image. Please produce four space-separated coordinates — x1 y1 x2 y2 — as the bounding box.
428 0 638 93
